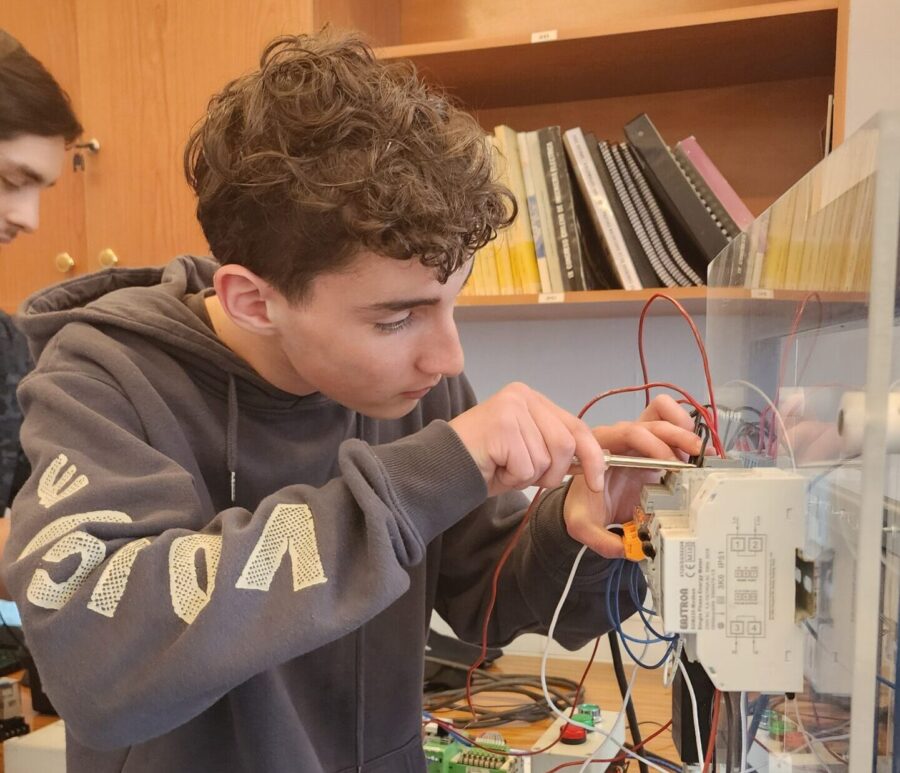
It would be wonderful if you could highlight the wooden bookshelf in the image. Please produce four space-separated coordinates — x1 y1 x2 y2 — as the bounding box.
373 1 837 111
314 0 844 314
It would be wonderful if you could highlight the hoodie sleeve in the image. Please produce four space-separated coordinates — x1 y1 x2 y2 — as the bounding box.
2 340 488 750
431 377 639 652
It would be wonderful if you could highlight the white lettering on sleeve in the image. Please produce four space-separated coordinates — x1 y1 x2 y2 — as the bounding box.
169 534 223 624
18 511 132 560
26 531 106 610
38 453 89 508
236 504 327 592
87 538 151 618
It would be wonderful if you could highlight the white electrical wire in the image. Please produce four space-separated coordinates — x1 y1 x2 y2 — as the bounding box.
790 697 833 772
539 545 669 773
675 657 703 767
739 691 749 772
722 379 797 470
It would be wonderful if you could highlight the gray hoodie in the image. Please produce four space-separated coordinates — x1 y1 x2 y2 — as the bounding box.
3 256 631 772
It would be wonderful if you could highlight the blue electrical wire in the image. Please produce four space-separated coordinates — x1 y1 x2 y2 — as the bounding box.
746 694 768 757
877 675 896 690
606 559 676 669
627 562 677 643
892 596 900 773
642 752 682 772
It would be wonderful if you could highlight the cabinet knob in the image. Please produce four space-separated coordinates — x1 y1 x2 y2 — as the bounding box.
54 252 76 273
98 248 119 268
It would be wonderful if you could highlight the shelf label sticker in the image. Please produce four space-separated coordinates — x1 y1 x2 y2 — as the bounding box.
538 292 565 304
530 29 558 43
750 288 774 299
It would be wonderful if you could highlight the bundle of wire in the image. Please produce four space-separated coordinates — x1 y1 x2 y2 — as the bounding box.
424 661 583 728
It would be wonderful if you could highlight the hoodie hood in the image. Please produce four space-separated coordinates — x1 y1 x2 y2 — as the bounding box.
20 255 235 372
17 255 308 409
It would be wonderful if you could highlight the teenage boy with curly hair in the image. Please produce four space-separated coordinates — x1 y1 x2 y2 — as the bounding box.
3 30 699 772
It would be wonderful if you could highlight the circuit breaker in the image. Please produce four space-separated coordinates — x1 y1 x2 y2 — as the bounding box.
638 466 808 693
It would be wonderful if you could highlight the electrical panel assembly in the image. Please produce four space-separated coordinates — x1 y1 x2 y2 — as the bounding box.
638 466 808 693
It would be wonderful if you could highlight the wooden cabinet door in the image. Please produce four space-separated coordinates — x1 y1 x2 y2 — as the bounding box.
0 0 87 312
74 0 314 271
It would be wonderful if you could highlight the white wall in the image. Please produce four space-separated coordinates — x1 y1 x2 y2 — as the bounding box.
432 313 708 662
844 0 900 137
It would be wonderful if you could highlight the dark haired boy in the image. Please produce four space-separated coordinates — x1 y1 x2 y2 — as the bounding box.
3 31 699 772
1 29 82 597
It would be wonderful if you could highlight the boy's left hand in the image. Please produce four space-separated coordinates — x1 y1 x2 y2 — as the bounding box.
562 394 701 558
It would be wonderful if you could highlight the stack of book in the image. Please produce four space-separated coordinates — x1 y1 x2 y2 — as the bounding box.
462 113 754 296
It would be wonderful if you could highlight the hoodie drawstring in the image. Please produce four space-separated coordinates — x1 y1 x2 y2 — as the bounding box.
226 373 238 505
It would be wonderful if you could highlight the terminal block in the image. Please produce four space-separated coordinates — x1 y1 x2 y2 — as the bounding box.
637 466 808 693
423 730 522 773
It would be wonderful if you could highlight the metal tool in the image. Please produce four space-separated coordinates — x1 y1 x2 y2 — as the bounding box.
569 453 696 474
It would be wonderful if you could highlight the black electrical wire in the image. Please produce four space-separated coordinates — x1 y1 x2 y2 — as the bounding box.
423 656 582 728
608 631 649 773
723 691 735 772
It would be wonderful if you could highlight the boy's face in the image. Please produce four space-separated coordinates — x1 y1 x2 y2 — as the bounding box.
0 134 66 244
266 252 470 419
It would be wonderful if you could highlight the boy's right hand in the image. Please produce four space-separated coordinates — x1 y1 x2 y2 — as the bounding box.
448 382 606 497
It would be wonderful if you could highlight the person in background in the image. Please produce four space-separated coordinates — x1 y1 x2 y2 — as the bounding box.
0 29 82 599
3 30 699 772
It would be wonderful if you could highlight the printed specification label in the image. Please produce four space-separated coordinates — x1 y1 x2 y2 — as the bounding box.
725 534 767 638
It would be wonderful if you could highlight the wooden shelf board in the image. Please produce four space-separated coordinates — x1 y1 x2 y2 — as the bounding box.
454 286 868 321
376 1 837 109
455 287 708 320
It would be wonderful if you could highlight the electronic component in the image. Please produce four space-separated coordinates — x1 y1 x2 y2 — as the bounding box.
423 729 522 773
529 707 626 773
639 466 808 692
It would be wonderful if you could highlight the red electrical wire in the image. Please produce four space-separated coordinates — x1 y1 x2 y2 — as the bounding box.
580 382 725 458
636 293 719 436
702 689 721 772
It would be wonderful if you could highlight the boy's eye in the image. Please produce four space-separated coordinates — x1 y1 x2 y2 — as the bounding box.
1 177 22 192
374 314 413 333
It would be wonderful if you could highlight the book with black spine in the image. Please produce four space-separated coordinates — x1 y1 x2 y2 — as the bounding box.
618 142 704 287
595 138 674 288
537 126 587 291
560 126 640 290
624 113 729 275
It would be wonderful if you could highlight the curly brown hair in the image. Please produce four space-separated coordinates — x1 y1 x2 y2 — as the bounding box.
184 30 514 302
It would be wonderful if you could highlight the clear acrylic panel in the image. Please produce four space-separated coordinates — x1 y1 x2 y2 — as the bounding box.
704 111 900 770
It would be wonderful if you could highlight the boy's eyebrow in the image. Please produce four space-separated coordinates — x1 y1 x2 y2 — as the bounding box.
3 162 50 186
359 261 475 313
361 297 441 313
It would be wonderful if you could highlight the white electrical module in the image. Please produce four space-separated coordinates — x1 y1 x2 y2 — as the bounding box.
638 466 808 693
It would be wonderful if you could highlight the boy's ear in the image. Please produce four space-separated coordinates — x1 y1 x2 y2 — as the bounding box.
212 264 280 335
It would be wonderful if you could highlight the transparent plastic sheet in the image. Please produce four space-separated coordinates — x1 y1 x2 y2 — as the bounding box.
704 111 900 770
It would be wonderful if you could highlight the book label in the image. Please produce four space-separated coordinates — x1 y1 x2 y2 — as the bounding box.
750 288 774 299
538 292 565 303
530 29 558 43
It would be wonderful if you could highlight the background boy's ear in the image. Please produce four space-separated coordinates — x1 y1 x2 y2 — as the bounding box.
212 264 280 335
